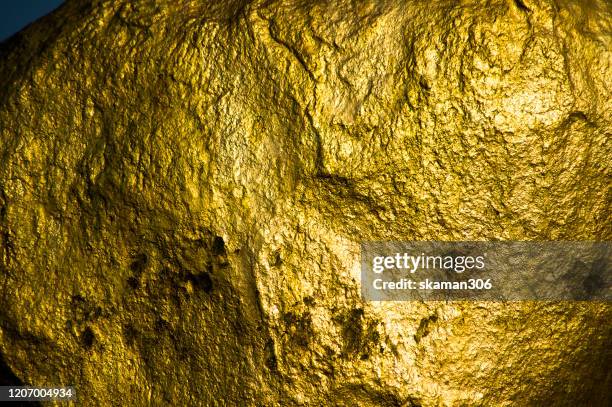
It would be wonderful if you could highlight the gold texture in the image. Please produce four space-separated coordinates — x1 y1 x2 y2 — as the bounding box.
0 0 610 405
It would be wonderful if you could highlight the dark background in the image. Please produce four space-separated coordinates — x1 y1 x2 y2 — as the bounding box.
1 1 64 41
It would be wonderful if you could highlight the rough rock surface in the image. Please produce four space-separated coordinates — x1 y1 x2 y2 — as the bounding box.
0 0 610 405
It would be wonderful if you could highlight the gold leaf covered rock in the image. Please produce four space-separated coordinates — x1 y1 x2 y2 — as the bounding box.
0 0 610 405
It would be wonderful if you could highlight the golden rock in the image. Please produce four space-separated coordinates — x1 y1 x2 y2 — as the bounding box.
0 0 610 405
